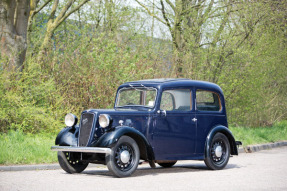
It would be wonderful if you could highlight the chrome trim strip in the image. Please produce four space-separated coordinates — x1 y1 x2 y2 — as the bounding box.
51 146 111 154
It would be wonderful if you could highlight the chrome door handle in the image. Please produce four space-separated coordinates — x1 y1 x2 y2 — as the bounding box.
192 118 197 122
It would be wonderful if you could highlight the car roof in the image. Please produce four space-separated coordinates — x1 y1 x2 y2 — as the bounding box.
119 78 223 94
126 78 188 84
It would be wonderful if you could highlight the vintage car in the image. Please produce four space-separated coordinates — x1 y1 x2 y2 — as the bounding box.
51 78 241 177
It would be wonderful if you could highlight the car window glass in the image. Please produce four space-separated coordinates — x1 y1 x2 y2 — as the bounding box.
118 89 141 105
160 89 191 111
196 90 221 111
116 88 157 108
145 90 157 107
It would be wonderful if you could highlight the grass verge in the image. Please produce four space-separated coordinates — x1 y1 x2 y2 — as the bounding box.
0 131 57 165
0 121 286 165
230 120 287 146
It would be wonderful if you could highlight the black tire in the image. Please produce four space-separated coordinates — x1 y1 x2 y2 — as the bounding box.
106 136 140 178
57 151 88 173
204 133 230 170
158 161 177 168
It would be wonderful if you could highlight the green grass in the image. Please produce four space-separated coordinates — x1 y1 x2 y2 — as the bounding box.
230 120 287 146
0 131 57 165
0 121 286 165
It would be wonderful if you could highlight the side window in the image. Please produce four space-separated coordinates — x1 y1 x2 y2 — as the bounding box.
160 92 175 111
196 90 221 111
145 90 157 107
160 89 191 111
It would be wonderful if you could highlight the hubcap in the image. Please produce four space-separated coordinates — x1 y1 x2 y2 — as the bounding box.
115 144 135 171
120 150 130 164
215 145 223 158
211 141 226 164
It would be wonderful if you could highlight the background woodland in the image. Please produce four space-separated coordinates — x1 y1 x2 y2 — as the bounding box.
0 0 286 133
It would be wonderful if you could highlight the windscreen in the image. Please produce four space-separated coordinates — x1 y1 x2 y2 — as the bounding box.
116 88 157 108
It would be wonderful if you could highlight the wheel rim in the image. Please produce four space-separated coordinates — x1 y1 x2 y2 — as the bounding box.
211 140 227 165
64 152 81 166
114 143 135 172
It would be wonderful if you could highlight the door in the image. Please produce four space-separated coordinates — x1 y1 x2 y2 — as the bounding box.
195 89 227 154
152 89 197 160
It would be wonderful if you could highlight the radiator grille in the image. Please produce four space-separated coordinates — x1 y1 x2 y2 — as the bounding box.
79 113 95 146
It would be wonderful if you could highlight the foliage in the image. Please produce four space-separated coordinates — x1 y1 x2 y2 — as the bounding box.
0 0 286 134
0 60 67 133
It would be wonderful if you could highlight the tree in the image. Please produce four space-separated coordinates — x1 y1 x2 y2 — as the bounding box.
134 0 233 77
37 0 90 62
0 0 90 70
27 0 52 45
0 0 30 71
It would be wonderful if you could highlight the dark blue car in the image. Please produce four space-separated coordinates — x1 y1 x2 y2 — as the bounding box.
52 79 241 177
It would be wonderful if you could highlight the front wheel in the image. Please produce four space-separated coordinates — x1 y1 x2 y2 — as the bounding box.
106 136 140 178
204 133 230 170
57 151 88 173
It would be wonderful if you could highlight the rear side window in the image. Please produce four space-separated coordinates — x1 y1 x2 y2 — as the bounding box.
160 89 191 111
196 90 221 111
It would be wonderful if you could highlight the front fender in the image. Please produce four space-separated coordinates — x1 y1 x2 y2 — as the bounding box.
93 126 154 160
205 126 238 156
55 126 79 147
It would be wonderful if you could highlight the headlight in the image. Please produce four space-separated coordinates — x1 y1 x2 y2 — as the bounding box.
99 114 112 128
65 113 78 127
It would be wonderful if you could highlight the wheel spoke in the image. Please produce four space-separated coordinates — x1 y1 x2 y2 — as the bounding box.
114 143 135 172
211 139 225 164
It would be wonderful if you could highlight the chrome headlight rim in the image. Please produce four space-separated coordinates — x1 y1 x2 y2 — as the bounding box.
99 114 112 128
65 113 78 127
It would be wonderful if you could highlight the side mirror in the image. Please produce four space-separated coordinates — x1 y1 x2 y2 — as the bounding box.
157 110 167 117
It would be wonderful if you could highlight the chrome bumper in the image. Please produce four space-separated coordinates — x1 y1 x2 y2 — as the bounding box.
51 146 111 154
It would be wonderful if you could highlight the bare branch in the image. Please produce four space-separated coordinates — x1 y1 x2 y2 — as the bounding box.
212 1 231 46
146 0 162 11
236 16 264 48
35 0 52 14
160 0 171 30
209 8 243 19
165 0 175 12
134 0 167 25
48 0 59 22
199 0 214 26
55 0 74 23
202 0 214 18
55 0 90 29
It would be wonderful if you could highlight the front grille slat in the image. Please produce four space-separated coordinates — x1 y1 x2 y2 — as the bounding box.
79 113 95 146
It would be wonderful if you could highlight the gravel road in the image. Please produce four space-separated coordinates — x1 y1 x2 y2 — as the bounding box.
1 147 287 191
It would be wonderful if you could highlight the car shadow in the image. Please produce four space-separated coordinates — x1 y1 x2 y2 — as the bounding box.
82 162 240 178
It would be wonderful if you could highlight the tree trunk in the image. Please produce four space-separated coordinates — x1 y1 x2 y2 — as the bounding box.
0 0 30 72
37 24 55 63
36 0 90 63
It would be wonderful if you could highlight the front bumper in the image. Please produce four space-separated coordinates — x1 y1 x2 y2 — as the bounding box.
51 146 111 154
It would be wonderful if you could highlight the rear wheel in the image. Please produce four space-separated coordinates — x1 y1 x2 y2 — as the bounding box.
57 151 88 173
106 136 140 178
158 161 177 168
204 133 230 170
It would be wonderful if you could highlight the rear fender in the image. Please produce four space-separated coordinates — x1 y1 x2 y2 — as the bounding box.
205 126 238 157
